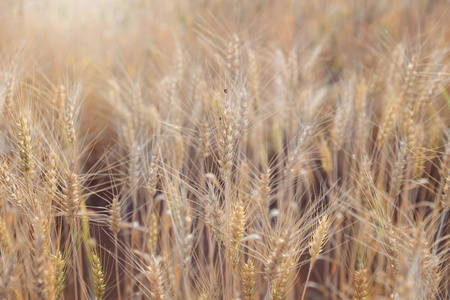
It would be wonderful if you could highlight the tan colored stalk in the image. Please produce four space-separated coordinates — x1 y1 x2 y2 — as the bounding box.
128 142 141 300
129 141 140 247
109 196 122 300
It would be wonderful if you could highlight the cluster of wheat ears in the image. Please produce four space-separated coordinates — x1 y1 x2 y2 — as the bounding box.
0 0 449 299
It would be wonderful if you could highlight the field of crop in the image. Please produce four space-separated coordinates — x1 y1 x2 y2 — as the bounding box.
0 0 449 299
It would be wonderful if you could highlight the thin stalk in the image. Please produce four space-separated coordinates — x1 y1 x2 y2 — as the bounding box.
114 234 121 300
70 220 78 300
301 267 312 300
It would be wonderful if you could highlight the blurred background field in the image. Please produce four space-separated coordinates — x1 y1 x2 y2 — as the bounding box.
0 0 449 299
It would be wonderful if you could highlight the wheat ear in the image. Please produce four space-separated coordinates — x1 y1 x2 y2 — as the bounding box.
91 254 105 300
353 264 368 300
301 215 330 300
241 258 256 300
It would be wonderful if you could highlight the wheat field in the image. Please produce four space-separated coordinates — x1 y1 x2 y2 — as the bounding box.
0 0 449 299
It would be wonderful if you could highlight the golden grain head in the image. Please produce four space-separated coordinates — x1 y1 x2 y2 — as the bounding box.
0 1 448 299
